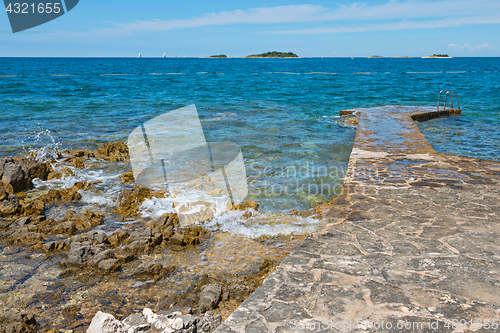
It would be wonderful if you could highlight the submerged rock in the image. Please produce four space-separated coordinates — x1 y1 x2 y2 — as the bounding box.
198 284 222 313
0 310 38 333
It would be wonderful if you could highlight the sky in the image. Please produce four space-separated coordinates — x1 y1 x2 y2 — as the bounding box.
0 0 499 57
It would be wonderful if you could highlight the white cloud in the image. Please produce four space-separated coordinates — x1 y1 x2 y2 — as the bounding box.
105 0 500 35
470 43 494 51
448 43 495 52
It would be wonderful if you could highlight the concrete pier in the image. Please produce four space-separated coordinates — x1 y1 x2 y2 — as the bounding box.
216 106 500 332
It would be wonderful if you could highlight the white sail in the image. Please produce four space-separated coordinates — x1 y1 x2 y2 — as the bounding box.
138 53 141 58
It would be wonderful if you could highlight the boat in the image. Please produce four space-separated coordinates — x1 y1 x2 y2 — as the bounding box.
163 53 166 58
138 53 141 58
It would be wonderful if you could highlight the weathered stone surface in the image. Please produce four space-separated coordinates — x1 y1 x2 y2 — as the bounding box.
68 241 94 265
86 311 130 333
215 106 500 333
198 283 222 312
95 142 130 162
0 194 20 217
0 158 30 192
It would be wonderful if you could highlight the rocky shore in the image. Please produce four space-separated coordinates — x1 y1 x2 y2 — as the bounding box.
0 142 319 332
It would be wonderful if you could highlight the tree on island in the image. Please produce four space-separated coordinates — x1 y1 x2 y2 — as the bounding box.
209 54 228 58
246 51 299 58
432 54 449 57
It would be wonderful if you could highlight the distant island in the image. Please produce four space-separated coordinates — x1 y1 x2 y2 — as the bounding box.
246 51 299 58
208 54 227 58
368 55 384 58
422 54 452 58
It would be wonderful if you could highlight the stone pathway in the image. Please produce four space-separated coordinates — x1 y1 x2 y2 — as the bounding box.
216 106 500 332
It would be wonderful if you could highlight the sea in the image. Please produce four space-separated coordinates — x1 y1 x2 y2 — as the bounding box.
1 57 499 234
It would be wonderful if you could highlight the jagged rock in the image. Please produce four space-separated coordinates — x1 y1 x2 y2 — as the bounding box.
92 249 115 266
51 221 77 235
68 241 94 265
198 311 222 333
95 142 129 162
0 310 38 333
86 311 130 333
114 184 152 216
132 262 175 280
108 230 130 247
65 209 103 231
119 172 134 183
14 217 31 227
0 157 31 192
0 183 7 201
0 194 20 217
63 157 85 169
21 199 45 217
98 258 120 272
43 240 67 252
70 149 95 159
170 232 186 246
25 159 52 182
198 284 222 313
122 313 150 332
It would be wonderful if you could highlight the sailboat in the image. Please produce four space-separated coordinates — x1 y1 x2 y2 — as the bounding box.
138 53 141 58
163 53 166 58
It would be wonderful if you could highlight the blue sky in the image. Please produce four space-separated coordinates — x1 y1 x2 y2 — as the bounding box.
1 0 499 57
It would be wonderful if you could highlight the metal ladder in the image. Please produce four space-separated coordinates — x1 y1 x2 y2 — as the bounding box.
437 91 460 111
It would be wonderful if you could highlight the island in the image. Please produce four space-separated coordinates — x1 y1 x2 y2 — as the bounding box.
208 54 227 58
422 54 452 58
245 51 299 58
368 55 384 58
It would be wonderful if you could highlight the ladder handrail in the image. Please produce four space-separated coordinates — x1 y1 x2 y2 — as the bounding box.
437 90 460 111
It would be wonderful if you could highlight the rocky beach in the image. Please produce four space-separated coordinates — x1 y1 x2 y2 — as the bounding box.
0 142 327 332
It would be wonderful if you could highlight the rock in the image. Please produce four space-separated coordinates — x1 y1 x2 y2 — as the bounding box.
98 258 120 272
131 227 152 239
25 160 52 182
119 172 134 183
0 194 20 217
51 221 77 235
14 217 31 227
43 240 67 252
65 209 103 231
71 149 95 159
68 241 94 265
21 199 45 217
198 284 222 312
198 311 222 333
0 310 38 333
86 311 130 333
0 158 31 192
108 230 130 247
63 157 85 169
170 232 186 246
122 313 150 332
92 249 115 266
133 262 175 279
0 183 8 201
95 142 130 162
95 232 108 244
114 184 152 216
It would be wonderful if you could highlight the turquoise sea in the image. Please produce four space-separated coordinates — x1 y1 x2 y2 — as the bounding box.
1 57 499 215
